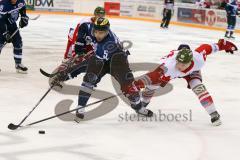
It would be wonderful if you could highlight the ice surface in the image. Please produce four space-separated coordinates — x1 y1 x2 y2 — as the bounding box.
0 14 240 160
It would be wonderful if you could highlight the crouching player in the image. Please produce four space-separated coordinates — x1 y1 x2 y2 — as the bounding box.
126 39 238 126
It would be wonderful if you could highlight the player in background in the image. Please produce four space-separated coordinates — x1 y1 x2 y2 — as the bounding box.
46 7 106 86
126 39 238 126
160 0 174 29
63 6 105 60
0 0 29 73
224 0 238 39
73 17 153 122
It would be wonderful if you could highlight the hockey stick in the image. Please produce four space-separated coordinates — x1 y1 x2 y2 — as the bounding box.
40 52 94 78
0 28 20 50
9 93 122 130
29 14 41 20
40 68 59 78
1 15 39 51
8 85 55 130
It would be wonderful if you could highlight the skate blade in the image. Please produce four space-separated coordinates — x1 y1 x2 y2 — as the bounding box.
212 119 222 126
74 114 85 123
74 117 81 123
136 111 153 117
16 69 28 74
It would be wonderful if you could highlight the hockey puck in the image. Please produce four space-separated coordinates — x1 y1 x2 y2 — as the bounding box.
38 130 45 134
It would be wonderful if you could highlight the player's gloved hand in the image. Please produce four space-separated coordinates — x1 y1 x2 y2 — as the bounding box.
75 42 87 56
19 15 29 28
76 50 86 57
51 76 63 88
58 62 69 73
217 39 238 54
51 64 71 86
3 31 12 43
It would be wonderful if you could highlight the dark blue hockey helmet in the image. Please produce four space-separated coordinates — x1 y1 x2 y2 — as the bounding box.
177 44 191 50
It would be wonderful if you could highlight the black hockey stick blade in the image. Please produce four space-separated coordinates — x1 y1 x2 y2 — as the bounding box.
8 123 21 130
40 68 58 78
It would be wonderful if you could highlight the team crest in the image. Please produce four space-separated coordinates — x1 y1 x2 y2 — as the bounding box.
18 3 24 8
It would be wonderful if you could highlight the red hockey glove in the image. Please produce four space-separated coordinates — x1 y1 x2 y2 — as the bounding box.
217 39 238 54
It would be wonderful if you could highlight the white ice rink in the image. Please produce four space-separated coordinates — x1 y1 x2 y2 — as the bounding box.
0 13 240 160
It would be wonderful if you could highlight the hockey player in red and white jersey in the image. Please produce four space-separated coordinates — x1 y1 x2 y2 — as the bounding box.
63 6 106 60
125 39 238 126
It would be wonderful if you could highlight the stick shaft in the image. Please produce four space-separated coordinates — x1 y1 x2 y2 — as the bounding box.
16 86 54 127
27 93 121 126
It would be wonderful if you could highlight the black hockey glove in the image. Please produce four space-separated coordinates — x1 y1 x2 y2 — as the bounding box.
3 31 12 43
75 45 87 56
19 15 29 28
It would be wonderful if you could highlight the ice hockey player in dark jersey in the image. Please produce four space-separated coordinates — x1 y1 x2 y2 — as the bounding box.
125 39 237 126
73 17 153 122
225 0 238 39
0 0 29 73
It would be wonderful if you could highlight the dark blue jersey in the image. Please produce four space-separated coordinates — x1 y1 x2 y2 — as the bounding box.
0 0 26 27
225 0 238 16
75 22 123 61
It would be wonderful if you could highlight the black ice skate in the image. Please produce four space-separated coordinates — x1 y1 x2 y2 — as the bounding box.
229 35 235 39
16 63 28 74
210 111 222 126
74 107 85 123
224 35 230 39
229 31 235 39
132 103 153 117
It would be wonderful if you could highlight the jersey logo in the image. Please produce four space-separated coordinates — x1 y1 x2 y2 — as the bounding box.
18 3 24 8
103 41 118 54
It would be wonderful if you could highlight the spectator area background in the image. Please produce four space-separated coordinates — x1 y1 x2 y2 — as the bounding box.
25 0 240 32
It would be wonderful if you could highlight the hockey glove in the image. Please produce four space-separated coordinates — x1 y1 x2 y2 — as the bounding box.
19 15 29 28
3 31 12 43
217 39 238 54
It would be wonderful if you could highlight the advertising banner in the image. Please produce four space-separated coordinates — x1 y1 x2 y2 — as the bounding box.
177 8 193 23
178 8 205 24
135 3 162 19
205 9 227 28
120 2 135 17
192 9 205 24
104 2 120 16
25 0 35 10
34 0 74 12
